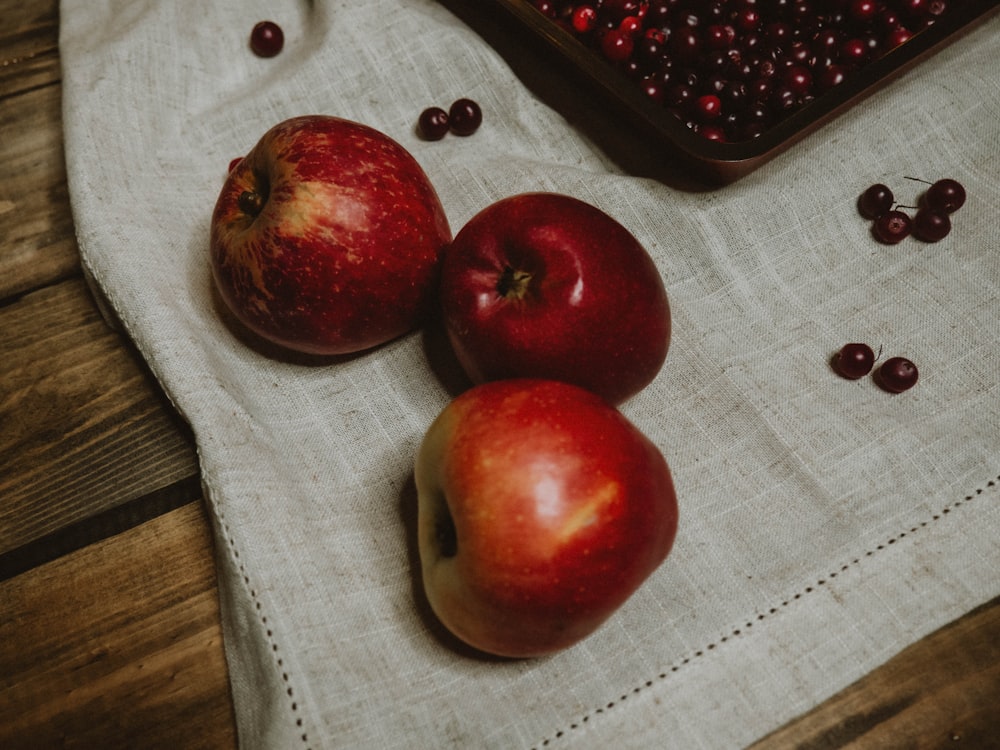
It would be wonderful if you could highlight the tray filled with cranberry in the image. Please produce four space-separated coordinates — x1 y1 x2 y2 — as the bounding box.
456 0 999 184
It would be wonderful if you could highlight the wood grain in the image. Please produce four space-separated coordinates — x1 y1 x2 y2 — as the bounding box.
751 596 1000 749
0 8 77 301
0 277 200 560
0 502 237 750
0 4 58 97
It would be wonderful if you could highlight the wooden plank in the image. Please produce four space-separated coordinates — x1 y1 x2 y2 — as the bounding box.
0 0 75 301
0 278 200 558
751 595 1000 749
0 80 80 301
0 501 237 750
0 3 59 99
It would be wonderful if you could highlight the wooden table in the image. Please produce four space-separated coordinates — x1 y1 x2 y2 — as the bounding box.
2 3 998 747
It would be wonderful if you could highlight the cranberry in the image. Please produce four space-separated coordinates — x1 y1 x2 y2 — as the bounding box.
448 99 483 136
873 210 913 244
670 29 702 63
880 8 905 30
859 183 894 219
913 209 951 242
817 64 850 92
640 77 666 102
533 0 558 17
720 80 749 111
925 178 966 213
636 35 667 69
840 38 869 65
849 0 879 22
418 107 450 141
783 65 813 96
602 28 636 62
250 21 284 58
876 356 918 393
764 21 793 45
572 5 599 33
733 9 761 31
695 93 723 120
834 343 876 379
699 124 728 141
771 85 800 113
666 82 696 108
705 24 737 49
886 27 914 49
618 15 642 35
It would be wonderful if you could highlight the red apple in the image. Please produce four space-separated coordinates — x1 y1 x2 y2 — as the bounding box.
438 192 670 405
415 378 678 658
210 115 451 355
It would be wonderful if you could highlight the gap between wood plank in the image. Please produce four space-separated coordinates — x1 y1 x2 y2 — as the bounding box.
0 474 203 582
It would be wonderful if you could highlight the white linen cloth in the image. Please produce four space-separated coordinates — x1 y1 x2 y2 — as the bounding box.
59 2 1000 748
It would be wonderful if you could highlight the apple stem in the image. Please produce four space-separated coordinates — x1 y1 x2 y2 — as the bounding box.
497 266 533 299
238 190 265 217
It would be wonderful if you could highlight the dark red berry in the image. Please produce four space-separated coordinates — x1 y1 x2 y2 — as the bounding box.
859 184 894 219
817 65 849 92
876 356 918 393
448 99 483 136
913 209 951 242
834 343 876 379
639 77 665 102
783 65 813 96
925 178 966 213
250 21 284 58
533 0 558 18
840 37 870 65
695 94 723 120
699 125 727 141
886 27 914 49
873 209 912 244
850 0 879 22
572 5 598 34
602 28 636 63
417 107 450 141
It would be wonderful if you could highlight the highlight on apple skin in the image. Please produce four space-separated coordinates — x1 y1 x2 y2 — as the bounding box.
415 378 678 658
439 192 671 405
210 114 451 356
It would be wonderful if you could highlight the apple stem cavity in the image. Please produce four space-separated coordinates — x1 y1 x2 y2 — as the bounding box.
497 265 533 300
238 189 265 218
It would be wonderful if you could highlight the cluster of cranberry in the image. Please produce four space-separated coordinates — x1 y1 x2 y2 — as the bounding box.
834 343 918 392
417 99 484 140
528 0 953 142
859 176 966 244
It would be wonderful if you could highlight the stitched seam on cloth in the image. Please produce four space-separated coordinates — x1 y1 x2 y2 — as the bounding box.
213 499 313 750
530 473 1000 750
